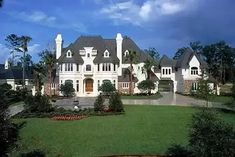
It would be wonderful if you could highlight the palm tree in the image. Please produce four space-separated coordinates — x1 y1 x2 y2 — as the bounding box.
39 49 56 97
5 34 32 88
143 59 155 80
33 63 46 94
124 50 138 95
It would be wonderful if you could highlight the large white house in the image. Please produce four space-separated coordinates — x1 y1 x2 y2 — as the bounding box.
55 33 215 97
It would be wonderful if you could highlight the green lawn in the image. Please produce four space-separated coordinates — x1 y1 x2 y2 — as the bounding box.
208 95 233 104
121 94 162 99
12 106 235 157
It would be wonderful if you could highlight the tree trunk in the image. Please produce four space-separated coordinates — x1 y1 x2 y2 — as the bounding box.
49 68 52 97
129 63 133 95
22 51 25 88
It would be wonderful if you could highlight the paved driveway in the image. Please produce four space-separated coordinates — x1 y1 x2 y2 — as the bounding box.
122 92 221 107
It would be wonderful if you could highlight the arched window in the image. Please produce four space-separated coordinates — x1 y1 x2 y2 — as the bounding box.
191 67 198 75
86 64 91 71
66 50 72 58
124 50 129 56
104 50 110 58
87 53 90 58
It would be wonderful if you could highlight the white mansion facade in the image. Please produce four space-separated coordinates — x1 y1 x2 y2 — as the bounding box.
55 33 215 97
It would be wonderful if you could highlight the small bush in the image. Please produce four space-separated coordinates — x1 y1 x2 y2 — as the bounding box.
21 150 46 157
24 93 52 113
137 79 156 95
109 92 124 112
98 81 116 96
94 94 104 112
60 81 75 97
166 144 192 157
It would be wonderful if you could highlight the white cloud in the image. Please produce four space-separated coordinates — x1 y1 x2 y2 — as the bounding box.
100 0 196 26
8 11 87 33
0 44 11 63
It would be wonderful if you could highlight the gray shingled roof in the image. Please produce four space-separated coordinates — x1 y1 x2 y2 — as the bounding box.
159 55 175 67
175 48 208 68
58 43 84 64
58 35 149 64
118 68 138 82
122 37 151 64
0 67 33 79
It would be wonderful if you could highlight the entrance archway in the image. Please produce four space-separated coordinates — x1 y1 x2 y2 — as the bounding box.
85 78 93 92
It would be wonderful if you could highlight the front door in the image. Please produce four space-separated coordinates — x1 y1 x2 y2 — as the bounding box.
85 79 93 92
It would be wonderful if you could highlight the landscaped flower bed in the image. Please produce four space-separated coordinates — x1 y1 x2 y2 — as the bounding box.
51 115 88 121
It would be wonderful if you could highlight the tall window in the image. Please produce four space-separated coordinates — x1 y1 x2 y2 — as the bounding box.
67 51 72 58
98 64 100 71
76 64 79 71
102 63 111 71
76 80 79 92
98 80 100 88
87 53 90 58
113 64 116 71
86 64 91 71
113 80 116 87
122 82 129 89
191 67 198 75
192 82 198 91
162 68 171 75
65 63 73 71
60 64 62 72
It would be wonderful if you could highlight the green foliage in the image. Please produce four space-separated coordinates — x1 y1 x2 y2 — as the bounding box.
173 47 189 60
24 93 52 113
98 81 116 95
137 79 156 95
109 92 124 112
189 109 235 157
203 41 235 83
0 89 20 156
166 144 192 157
0 83 12 93
232 81 235 100
20 150 46 157
144 47 160 60
60 81 75 97
94 94 105 112
195 80 213 105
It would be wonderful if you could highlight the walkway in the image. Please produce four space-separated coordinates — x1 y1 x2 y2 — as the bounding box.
9 104 24 116
122 92 221 107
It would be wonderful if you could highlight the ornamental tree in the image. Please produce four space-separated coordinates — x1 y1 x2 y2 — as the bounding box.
137 79 156 95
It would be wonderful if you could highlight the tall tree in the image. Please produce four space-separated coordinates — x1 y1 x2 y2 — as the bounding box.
203 41 235 83
5 34 32 88
124 50 138 95
173 41 203 59
143 59 154 80
144 47 160 61
33 63 46 94
0 0 3 7
39 49 56 97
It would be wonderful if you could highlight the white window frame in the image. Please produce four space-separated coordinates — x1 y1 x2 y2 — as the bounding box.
104 50 110 58
191 67 199 75
122 82 129 89
66 50 72 58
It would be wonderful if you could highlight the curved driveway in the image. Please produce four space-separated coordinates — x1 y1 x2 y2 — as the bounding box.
122 92 221 107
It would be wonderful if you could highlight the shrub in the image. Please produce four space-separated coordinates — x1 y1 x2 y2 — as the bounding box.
94 94 104 112
0 90 20 156
166 144 192 157
21 150 46 157
109 92 124 112
189 109 235 157
60 81 75 97
98 81 116 96
137 79 156 95
24 93 52 113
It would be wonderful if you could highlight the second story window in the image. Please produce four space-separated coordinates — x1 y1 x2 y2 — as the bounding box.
191 67 198 75
76 64 79 71
86 64 91 71
65 63 73 71
87 53 90 58
102 63 111 71
98 64 100 71
162 68 171 75
113 64 116 71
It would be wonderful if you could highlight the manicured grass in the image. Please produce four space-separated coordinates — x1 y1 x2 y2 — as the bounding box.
12 106 235 157
208 95 233 104
121 94 162 99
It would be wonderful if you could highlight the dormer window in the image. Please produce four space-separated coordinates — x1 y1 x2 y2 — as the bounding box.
66 50 72 58
191 67 198 75
124 50 129 56
104 50 110 58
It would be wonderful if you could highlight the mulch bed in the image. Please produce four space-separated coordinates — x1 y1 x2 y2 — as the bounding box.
51 115 88 121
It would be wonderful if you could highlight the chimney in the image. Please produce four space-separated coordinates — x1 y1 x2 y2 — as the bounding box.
116 33 123 76
55 34 63 59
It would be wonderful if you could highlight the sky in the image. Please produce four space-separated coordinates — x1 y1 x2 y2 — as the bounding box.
0 0 235 63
